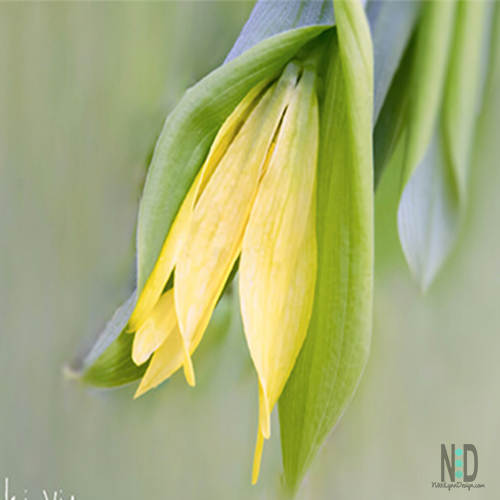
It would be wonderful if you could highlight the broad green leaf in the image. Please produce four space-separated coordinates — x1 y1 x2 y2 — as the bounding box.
279 0 374 490
398 0 490 290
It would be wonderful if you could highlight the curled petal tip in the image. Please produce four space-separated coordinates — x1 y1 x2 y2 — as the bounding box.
132 335 151 367
134 382 148 400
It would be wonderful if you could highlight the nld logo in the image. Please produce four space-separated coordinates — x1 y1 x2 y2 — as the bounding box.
441 444 478 482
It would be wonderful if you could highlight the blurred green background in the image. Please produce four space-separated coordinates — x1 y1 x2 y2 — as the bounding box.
1 2 499 499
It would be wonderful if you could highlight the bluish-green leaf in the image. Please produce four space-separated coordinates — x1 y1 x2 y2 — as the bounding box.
368 0 420 123
366 0 421 184
398 127 460 291
225 0 334 63
279 0 374 490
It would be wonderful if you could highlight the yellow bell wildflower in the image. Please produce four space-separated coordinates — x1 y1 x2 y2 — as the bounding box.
128 60 319 483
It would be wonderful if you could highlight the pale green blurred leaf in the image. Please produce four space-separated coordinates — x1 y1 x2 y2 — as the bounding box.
443 0 488 199
400 1 456 188
491 2 500 87
279 0 374 490
398 0 491 290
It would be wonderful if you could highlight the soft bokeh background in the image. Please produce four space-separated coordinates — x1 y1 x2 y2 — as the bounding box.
1 2 499 499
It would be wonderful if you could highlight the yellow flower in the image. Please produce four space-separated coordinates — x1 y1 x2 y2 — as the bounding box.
128 60 319 483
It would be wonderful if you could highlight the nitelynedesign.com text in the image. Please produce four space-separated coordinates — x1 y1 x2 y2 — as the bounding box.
432 482 485 491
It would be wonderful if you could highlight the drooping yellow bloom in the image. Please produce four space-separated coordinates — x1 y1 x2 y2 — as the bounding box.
128 60 319 482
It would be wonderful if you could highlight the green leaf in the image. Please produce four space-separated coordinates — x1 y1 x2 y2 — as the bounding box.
279 0 374 490
398 0 489 290
81 333 147 389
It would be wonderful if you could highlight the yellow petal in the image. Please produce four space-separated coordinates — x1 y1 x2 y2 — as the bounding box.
134 288 197 396
175 62 302 360
128 77 271 334
134 317 186 398
132 289 177 366
127 178 198 333
194 76 272 204
239 67 318 467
